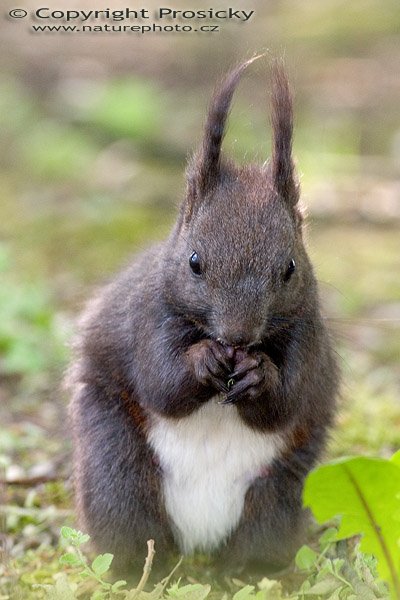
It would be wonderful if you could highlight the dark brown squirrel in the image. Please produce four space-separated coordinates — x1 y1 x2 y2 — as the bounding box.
67 57 339 576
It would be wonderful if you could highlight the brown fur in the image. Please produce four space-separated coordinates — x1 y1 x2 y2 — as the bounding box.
121 392 149 434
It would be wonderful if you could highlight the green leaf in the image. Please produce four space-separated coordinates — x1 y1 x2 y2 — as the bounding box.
111 580 127 592
295 545 318 570
300 579 311 593
232 586 256 600
167 583 211 600
304 575 342 595
390 450 400 466
60 526 75 539
257 578 283 599
91 553 114 576
332 558 346 576
326 588 345 600
39 573 78 599
319 527 339 550
318 559 336 578
77 533 90 545
91 590 108 600
304 456 400 599
60 526 90 546
59 552 81 567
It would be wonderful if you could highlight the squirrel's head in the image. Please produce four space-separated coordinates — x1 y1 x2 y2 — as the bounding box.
164 58 316 347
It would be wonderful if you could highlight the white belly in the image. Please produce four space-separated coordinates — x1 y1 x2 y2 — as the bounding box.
147 398 284 554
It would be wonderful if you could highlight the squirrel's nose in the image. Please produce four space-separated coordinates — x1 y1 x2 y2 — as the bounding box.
216 319 263 348
218 332 252 348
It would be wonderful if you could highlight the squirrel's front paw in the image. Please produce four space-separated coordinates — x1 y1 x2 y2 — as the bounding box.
222 350 279 404
186 339 234 394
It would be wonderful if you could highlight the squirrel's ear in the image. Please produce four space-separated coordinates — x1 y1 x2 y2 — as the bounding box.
184 56 262 220
270 62 299 207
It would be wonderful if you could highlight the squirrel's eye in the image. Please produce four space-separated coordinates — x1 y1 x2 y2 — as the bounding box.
284 259 296 282
189 252 202 276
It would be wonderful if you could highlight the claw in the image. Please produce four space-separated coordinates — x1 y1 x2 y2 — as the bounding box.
213 379 229 394
229 356 260 380
219 394 237 405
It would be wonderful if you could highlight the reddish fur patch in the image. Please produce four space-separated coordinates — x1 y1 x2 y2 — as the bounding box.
120 392 162 471
121 391 149 435
282 424 312 457
291 425 312 448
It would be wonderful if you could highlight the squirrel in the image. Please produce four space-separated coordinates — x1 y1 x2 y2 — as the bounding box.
67 57 339 576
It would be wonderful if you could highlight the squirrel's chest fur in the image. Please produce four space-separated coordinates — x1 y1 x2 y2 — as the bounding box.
147 398 284 554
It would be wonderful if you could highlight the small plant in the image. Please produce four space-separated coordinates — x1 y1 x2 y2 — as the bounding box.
304 452 400 598
36 526 204 600
35 526 126 599
293 527 387 598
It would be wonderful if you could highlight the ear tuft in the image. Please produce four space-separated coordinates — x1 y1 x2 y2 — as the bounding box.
186 55 263 215
270 61 299 206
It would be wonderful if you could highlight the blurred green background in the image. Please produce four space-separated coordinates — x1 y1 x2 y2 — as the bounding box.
0 0 399 577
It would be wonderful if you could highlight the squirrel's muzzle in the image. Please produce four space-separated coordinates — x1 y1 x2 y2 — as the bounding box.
217 333 254 348
215 321 264 349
